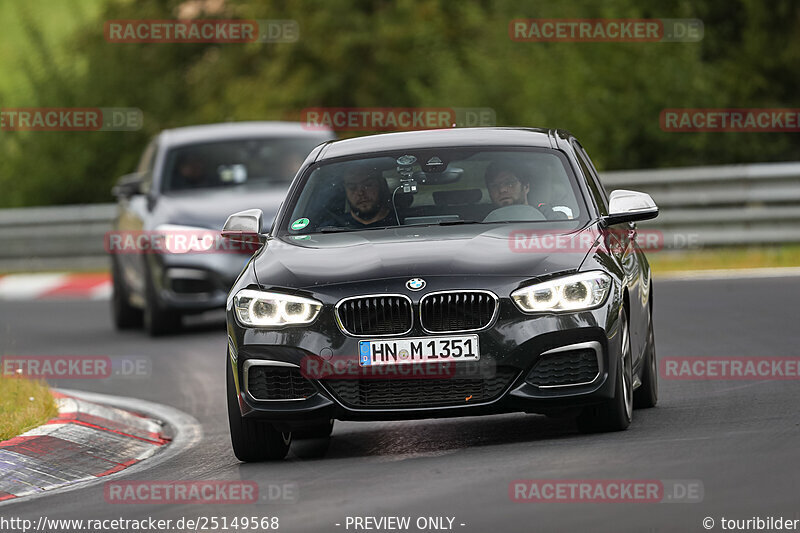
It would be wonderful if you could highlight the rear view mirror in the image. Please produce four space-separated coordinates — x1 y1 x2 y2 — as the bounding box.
603 189 659 226
413 167 464 185
112 172 144 197
222 209 265 242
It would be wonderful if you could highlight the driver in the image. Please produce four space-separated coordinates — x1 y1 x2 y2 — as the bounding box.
174 152 211 188
485 161 531 207
484 160 567 220
338 165 398 228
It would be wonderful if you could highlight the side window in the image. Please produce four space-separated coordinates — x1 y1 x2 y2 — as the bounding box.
136 140 157 174
136 139 158 192
572 142 608 216
578 145 609 204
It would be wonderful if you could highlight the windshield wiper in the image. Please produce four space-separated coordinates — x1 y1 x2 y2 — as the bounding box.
401 220 483 228
317 225 396 234
436 219 481 226
317 226 351 233
315 220 483 234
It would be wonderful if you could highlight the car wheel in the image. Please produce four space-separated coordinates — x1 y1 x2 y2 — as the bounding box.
143 264 181 337
634 312 658 409
293 419 334 439
226 359 292 462
577 308 633 433
111 258 143 329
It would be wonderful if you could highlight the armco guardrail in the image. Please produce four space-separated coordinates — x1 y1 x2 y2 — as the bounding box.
601 161 800 247
0 204 116 272
0 161 798 272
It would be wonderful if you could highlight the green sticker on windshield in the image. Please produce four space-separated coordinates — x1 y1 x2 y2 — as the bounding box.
291 218 310 231
293 235 311 241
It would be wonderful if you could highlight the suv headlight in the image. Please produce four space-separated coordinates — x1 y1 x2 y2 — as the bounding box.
233 289 322 327
155 224 216 254
511 271 612 313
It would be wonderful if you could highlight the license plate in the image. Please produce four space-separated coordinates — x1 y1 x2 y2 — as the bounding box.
359 335 480 366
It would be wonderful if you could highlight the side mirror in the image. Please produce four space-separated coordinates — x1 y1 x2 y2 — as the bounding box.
112 172 144 197
602 189 659 226
222 209 265 243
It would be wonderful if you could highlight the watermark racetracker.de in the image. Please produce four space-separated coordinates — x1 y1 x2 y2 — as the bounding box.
104 480 298 504
508 228 701 254
300 107 496 131
510 479 703 503
661 108 800 132
105 19 298 43
509 18 703 42
661 357 800 380
0 108 142 131
104 230 261 255
1 355 151 379
300 355 497 381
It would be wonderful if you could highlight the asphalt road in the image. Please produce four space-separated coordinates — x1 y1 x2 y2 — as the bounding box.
2 275 799 532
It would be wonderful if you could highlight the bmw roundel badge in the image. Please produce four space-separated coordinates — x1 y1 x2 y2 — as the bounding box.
406 278 426 291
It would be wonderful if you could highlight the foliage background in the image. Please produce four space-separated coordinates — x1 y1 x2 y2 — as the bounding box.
0 0 798 207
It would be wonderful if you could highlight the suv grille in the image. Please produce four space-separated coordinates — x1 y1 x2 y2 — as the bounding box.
420 291 497 332
324 367 517 408
526 348 600 387
246 365 317 400
336 295 412 336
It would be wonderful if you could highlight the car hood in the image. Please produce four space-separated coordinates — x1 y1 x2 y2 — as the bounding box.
254 223 600 289
153 186 287 230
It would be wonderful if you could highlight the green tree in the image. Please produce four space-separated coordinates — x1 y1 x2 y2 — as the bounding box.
1 0 798 207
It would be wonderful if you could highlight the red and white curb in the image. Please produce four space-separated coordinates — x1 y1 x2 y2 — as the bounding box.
0 273 111 301
0 389 201 505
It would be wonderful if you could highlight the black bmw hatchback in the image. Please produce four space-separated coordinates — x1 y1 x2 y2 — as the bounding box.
223 128 659 461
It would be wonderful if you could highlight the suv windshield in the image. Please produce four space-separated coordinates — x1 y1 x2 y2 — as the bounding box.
282 147 587 235
162 136 327 192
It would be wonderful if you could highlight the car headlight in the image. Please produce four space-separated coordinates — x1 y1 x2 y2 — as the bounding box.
233 289 322 327
511 271 612 313
155 224 217 254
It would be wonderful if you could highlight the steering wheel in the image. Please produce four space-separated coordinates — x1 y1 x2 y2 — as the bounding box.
483 204 547 223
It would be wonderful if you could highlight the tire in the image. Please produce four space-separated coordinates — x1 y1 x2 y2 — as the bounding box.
111 258 143 329
577 308 633 433
226 359 292 462
634 312 658 409
293 420 334 439
143 264 181 337
292 420 333 459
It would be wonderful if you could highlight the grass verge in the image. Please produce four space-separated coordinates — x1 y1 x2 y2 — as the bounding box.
648 245 800 274
0 375 59 441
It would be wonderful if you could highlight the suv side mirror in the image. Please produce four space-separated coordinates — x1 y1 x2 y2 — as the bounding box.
112 172 144 197
602 189 659 226
222 209 265 242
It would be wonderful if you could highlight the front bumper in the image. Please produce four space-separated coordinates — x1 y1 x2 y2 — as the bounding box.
150 253 251 313
227 279 624 425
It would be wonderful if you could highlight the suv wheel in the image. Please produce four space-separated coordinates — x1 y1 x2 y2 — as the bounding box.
143 265 181 336
111 258 143 329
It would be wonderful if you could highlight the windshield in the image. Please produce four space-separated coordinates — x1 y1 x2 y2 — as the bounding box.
281 147 587 235
161 136 328 192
